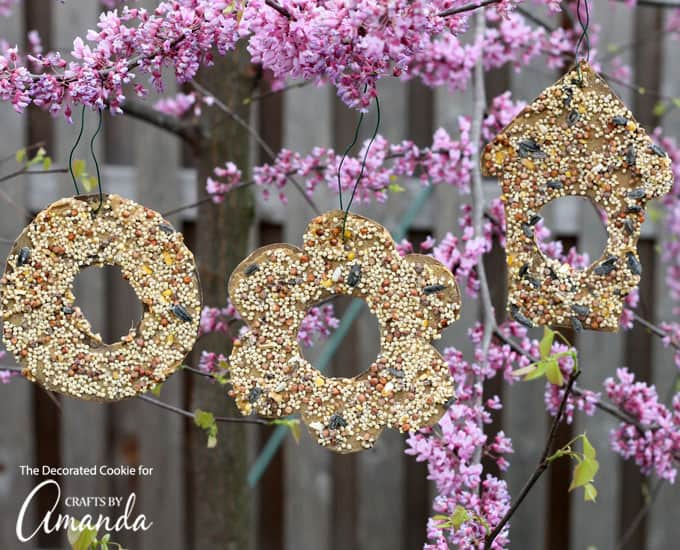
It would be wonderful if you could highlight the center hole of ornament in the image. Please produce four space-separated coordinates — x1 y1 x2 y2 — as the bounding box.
536 196 608 271
72 265 144 344
298 295 381 378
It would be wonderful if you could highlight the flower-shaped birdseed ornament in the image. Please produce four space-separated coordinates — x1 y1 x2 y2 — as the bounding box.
482 61 673 332
228 211 461 453
1 194 201 401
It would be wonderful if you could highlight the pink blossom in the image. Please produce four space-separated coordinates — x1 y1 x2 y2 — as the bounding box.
605 368 680 482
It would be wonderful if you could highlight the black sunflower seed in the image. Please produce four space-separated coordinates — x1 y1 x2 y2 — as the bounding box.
612 115 628 126
248 387 263 404
518 263 529 278
423 284 446 295
571 304 590 317
623 219 635 235
626 205 642 214
245 263 260 276
510 304 534 328
158 223 175 234
526 277 541 289
594 258 617 276
17 246 31 267
518 139 541 158
547 180 564 190
567 110 580 126
627 188 646 200
388 367 405 378
62 306 75 315
626 145 637 167
522 224 534 238
328 413 347 430
347 263 362 287
528 214 542 226
650 143 667 157
562 86 574 107
171 304 193 322
626 252 642 276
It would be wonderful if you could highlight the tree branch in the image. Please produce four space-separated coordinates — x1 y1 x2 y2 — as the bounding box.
485 371 581 548
121 100 203 147
439 0 501 17
138 394 270 425
264 0 292 19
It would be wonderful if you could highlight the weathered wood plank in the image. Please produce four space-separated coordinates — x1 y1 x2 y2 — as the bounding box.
0 3 34 547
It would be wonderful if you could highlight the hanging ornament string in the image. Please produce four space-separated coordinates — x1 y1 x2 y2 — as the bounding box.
575 0 591 64
68 105 105 215
89 108 104 216
68 106 86 196
337 97 367 213
341 94 381 237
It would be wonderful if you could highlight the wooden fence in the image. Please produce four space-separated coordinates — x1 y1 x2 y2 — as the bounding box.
0 1 679 549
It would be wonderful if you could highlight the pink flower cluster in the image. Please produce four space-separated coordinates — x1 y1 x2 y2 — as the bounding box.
406 324 516 549
0 1 577 114
0 0 16 17
207 162 243 202
605 368 680 482
207 120 476 203
0 1 241 114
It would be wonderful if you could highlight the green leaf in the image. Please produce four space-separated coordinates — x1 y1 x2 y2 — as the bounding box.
584 482 598 502
271 418 301 443
451 505 470 530
72 159 87 180
570 455 599 491
524 359 549 381
15 147 26 164
539 327 555 359
151 384 162 397
653 100 668 118
545 357 564 386
82 175 97 192
387 182 405 193
194 409 218 448
67 520 98 550
582 434 596 461
42 156 52 170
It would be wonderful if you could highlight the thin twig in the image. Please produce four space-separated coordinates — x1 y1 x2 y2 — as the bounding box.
246 81 309 103
632 312 679 350
615 480 663 550
485 371 581 548
121 100 203 146
0 167 68 185
191 80 321 215
470 7 494 466
138 394 270 425
0 142 45 166
182 364 217 379
264 0 292 18
439 0 501 17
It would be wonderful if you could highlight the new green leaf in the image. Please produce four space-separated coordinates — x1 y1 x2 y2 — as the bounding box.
194 409 218 448
539 327 555 359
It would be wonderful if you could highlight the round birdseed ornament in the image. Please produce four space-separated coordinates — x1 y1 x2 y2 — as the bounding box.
482 61 673 332
1 194 201 401
228 210 461 453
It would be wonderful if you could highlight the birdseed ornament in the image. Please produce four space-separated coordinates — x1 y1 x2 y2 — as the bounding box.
228 211 461 453
1 194 201 401
482 61 673 332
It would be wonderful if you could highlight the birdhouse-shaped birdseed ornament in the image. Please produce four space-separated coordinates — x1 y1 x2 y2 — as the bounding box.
482 61 673 332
